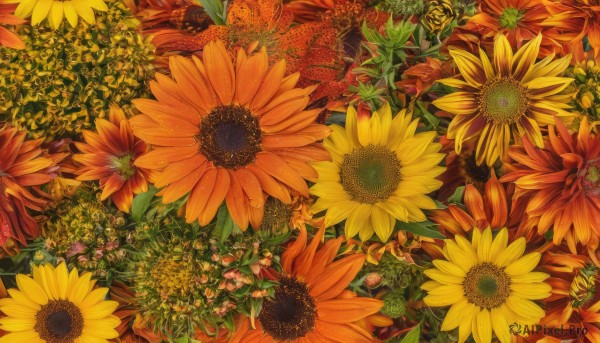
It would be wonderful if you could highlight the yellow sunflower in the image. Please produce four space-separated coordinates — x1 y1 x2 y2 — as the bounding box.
422 227 552 343
310 103 445 242
14 0 108 29
432 34 575 166
0 263 120 343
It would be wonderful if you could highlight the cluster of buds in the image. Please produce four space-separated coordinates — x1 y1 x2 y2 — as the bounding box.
39 184 130 280
570 58 600 125
131 214 284 338
0 0 154 141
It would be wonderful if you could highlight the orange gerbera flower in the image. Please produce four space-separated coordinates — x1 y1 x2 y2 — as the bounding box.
446 0 561 57
130 40 330 230
501 117 600 250
73 105 154 213
230 225 383 342
544 0 600 57
0 1 24 49
0 125 65 252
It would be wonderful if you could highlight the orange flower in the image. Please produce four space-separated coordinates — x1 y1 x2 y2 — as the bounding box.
544 0 600 57
449 0 561 56
532 250 600 342
130 40 330 230
74 105 154 213
0 1 24 49
0 125 65 252
431 171 534 238
501 117 600 250
230 225 383 342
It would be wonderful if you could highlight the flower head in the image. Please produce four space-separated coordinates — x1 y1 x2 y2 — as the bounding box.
230 225 383 342
544 0 600 56
422 227 551 343
433 34 575 166
502 117 600 249
131 40 330 230
14 0 108 29
74 105 154 213
310 103 445 242
0 263 120 342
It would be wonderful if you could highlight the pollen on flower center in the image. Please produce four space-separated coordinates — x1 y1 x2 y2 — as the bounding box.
35 299 84 343
113 154 136 179
199 105 262 169
479 77 529 124
580 160 600 195
464 262 511 309
258 277 317 341
341 145 401 204
499 7 524 29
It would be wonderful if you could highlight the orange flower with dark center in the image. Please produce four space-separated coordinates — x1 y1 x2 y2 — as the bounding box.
230 225 383 342
0 125 65 252
501 117 600 250
0 1 24 49
544 0 600 56
74 105 154 213
130 40 330 230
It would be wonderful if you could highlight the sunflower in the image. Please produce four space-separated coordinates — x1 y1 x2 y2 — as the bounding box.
14 0 108 29
501 117 600 250
130 40 330 230
230 225 383 342
422 227 551 343
310 103 445 242
73 105 154 213
0 125 65 253
432 34 575 166
0 263 120 343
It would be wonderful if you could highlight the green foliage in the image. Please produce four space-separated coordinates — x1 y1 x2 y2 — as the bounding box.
199 0 227 25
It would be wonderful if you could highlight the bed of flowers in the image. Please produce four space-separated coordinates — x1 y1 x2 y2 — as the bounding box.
0 0 599 342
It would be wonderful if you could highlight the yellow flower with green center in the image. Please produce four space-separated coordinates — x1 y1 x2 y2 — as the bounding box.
432 34 575 166
15 0 108 29
422 228 552 343
310 104 445 242
0 263 120 343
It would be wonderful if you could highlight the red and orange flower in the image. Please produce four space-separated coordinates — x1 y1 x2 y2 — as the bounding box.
502 117 600 250
131 40 330 230
0 0 24 49
544 0 600 57
74 105 154 213
0 125 65 253
230 225 383 342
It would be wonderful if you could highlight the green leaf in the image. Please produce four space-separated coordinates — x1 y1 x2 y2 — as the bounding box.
131 186 157 222
212 205 237 243
199 0 227 25
399 323 421 343
448 186 465 204
395 221 445 239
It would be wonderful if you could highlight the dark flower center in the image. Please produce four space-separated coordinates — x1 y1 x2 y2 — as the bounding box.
199 105 262 169
259 277 317 340
464 262 511 309
35 300 84 343
341 145 401 204
480 77 529 124
460 152 491 183
261 197 293 234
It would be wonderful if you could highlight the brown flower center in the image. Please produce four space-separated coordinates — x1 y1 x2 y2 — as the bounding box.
261 197 293 234
341 145 401 204
460 152 491 184
199 105 262 169
479 77 529 124
35 300 84 343
259 277 317 340
464 262 511 309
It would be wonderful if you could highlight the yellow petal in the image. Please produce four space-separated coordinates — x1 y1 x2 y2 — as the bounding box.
72 0 95 24
16 275 47 306
63 1 78 27
505 252 542 276
31 0 52 25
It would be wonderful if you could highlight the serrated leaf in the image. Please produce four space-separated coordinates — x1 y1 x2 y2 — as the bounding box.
395 221 445 239
131 186 157 222
399 323 421 343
